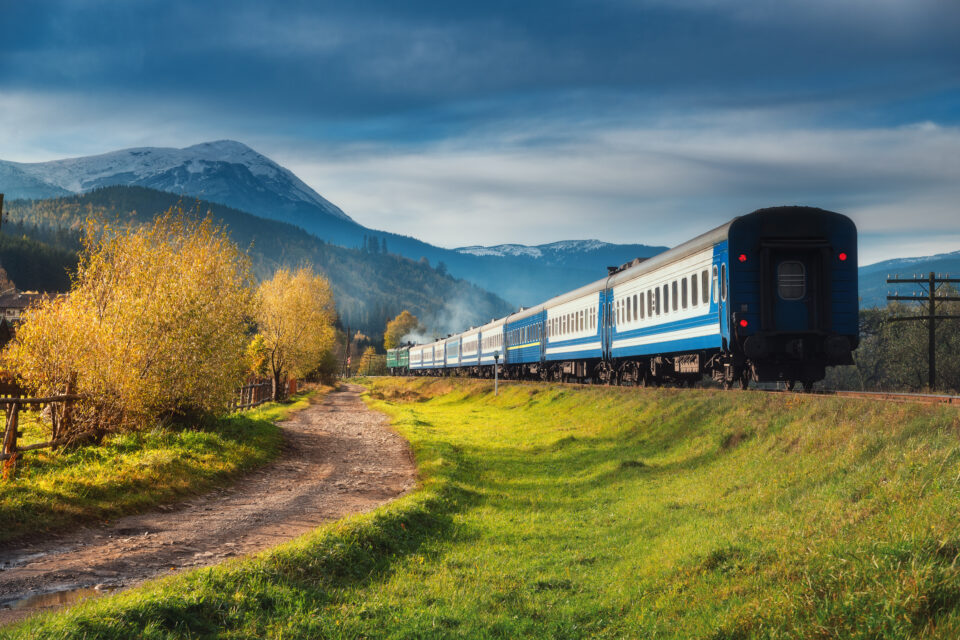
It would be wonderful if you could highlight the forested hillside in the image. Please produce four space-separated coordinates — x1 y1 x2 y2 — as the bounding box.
4 187 513 337
0 230 77 292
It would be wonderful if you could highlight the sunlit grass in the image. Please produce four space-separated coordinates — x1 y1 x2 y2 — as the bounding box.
7 378 960 639
0 390 316 544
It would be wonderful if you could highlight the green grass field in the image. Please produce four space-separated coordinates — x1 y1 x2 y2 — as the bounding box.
0 391 315 545
5 378 960 639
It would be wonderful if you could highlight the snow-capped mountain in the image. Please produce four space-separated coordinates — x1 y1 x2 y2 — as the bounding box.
456 239 614 259
0 140 351 225
456 239 665 271
0 141 667 307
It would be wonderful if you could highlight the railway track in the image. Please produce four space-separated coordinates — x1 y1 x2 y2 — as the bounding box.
819 390 960 406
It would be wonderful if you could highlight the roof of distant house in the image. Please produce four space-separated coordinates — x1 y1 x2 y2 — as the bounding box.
0 290 60 310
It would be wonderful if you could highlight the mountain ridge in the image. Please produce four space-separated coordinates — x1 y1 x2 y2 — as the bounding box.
1 186 513 338
0 141 670 306
0 140 351 224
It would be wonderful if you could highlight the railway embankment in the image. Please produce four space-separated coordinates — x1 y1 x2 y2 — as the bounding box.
8 377 960 638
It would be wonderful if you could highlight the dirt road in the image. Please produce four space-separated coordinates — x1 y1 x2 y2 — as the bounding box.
0 384 416 626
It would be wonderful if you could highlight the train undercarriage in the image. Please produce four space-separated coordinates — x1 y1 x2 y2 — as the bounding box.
409 347 835 392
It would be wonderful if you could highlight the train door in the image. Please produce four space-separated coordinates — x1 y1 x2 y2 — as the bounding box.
714 248 731 347
601 289 613 359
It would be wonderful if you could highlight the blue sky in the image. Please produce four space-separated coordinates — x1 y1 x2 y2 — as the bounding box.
1 0 959 263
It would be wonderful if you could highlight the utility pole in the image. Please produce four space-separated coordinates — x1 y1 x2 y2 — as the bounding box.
341 325 351 378
887 271 960 391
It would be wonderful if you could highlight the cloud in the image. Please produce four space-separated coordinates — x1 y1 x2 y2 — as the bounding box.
1 1 958 264
284 117 960 254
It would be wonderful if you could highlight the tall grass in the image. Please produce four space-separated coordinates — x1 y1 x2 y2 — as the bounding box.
6 379 960 639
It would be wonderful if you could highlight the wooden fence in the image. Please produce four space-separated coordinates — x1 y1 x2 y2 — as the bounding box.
1 379 296 474
235 380 272 411
1 395 81 469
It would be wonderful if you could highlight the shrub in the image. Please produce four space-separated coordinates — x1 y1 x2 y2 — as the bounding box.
3 211 254 436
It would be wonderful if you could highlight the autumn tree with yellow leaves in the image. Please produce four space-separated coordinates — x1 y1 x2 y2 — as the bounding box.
255 267 337 400
4 211 255 436
357 346 386 376
384 310 422 349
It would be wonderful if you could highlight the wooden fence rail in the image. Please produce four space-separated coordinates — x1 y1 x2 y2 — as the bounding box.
1 379 291 474
1 395 80 468
234 380 272 411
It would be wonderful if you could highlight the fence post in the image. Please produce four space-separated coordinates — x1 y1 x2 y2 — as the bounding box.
3 403 20 479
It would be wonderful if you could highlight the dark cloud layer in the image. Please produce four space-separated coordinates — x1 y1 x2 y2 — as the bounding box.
3 0 958 128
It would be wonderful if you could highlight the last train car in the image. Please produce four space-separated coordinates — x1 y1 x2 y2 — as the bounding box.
603 206 857 389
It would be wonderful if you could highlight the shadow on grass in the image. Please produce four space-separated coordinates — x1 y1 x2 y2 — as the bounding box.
9 443 480 639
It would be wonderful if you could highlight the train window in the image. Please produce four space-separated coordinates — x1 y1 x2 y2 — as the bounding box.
720 264 727 302
682 278 688 309
653 288 660 315
580 309 585 331
690 274 697 307
647 290 653 317
702 270 709 305
778 261 806 300
638 293 644 320
672 281 679 312
712 266 719 303
625 299 630 323
663 284 669 314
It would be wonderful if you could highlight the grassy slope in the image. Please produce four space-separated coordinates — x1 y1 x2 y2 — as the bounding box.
6 379 960 639
0 392 315 545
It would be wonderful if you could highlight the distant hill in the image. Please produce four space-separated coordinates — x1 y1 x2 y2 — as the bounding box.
0 141 664 306
859 249 960 308
3 187 513 338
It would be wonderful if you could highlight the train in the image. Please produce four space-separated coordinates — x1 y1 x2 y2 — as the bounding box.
386 206 858 390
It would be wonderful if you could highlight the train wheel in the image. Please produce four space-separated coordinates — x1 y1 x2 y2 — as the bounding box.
738 370 751 390
785 380 796 391
801 378 816 393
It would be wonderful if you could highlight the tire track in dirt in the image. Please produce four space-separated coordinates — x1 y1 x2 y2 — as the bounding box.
0 384 416 626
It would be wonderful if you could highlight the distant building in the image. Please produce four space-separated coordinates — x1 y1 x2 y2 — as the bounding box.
0 291 57 324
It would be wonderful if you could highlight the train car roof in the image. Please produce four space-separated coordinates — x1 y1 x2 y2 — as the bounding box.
507 215 736 321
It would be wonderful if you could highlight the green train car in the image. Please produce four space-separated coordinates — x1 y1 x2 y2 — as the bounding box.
386 346 410 375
